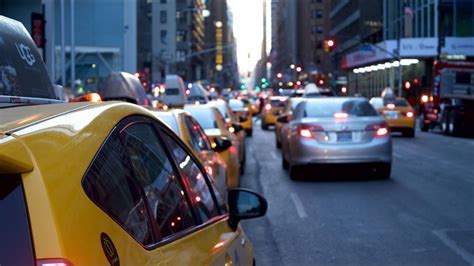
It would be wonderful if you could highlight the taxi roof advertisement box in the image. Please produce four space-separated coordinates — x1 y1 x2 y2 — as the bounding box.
0 16 56 100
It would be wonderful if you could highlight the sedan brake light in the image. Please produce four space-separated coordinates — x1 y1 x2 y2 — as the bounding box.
405 111 414 118
366 123 390 137
298 124 324 138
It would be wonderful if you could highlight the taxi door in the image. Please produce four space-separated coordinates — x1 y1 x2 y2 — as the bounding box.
157 126 253 265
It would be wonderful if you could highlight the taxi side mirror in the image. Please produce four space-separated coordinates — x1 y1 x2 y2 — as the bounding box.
212 137 232 153
239 116 248 123
231 123 244 133
228 188 267 231
277 115 290 123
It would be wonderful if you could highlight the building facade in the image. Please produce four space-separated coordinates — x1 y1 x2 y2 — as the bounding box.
344 0 474 100
152 0 214 84
297 0 332 80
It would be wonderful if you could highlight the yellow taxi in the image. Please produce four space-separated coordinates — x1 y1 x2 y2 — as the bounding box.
184 104 243 188
370 97 416 137
153 109 229 198
275 97 305 148
0 16 267 265
228 99 253 136
208 100 247 173
260 96 288 130
242 98 260 115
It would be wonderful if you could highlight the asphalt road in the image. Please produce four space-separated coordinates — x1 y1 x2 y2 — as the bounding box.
240 122 474 266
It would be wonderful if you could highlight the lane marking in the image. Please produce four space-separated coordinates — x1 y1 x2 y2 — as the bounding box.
290 193 308 219
433 229 474 265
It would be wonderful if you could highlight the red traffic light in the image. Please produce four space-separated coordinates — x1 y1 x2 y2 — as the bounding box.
296 66 302 72
318 79 324 85
404 81 411 90
327 39 335 47
277 72 283 79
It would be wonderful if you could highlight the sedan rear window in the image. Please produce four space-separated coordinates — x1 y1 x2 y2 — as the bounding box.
184 107 218 129
0 175 35 266
305 99 378 117
165 88 180 95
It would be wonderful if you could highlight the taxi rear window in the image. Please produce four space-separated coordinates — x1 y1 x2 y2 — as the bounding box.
384 99 409 107
0 174 35 265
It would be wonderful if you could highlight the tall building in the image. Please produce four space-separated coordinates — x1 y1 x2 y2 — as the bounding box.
203 0 238 88
270 0 332 86
272 0 297 79
152 0 205 84
296 0 332 80
342 0 474 99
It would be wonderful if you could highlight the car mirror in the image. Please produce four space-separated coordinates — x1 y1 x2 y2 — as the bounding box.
239 116 248 123
231 123 244 133
212 137 232 153
228 188 267 231
277 115 290 123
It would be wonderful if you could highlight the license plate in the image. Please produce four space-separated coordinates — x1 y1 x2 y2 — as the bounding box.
384 111 399 119
337 131 352 142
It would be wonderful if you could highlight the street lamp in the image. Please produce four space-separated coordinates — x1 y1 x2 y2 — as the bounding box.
290 64 295 69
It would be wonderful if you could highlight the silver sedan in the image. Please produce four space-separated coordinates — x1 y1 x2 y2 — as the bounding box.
280 97 392 179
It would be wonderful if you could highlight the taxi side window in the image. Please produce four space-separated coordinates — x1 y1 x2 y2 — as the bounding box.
161 132 221 223
121 123 197 240
82 131 155 245
184 116 212 152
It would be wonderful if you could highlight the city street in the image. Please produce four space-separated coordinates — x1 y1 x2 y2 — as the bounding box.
241 121 474 266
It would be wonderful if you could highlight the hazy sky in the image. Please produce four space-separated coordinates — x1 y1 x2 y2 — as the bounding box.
227 0 267 77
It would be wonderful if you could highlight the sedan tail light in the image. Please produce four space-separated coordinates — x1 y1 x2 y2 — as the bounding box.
405 111 414 118
366 122 390 137
298 124 324 138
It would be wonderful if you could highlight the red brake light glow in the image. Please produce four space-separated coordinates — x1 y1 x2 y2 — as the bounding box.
376 127 389 136
366 123 390 137
298 124 324 138
406 111 414 118
334 112 348 118
299 128 313 138
265 103 272 111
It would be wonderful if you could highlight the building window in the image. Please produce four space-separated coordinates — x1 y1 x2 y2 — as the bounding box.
160 30 167 44
312 25 324 34
176 50 186 62
317 41 323 49
312 10 323 19
160 10 167 24
176 30 186 42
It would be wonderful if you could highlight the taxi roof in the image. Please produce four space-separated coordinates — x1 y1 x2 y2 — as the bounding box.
0 102 95 133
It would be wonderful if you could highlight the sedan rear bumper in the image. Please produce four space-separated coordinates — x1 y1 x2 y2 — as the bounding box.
289 137 392 166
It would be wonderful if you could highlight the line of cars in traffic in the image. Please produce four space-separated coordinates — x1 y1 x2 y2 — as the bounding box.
0 16 265 265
